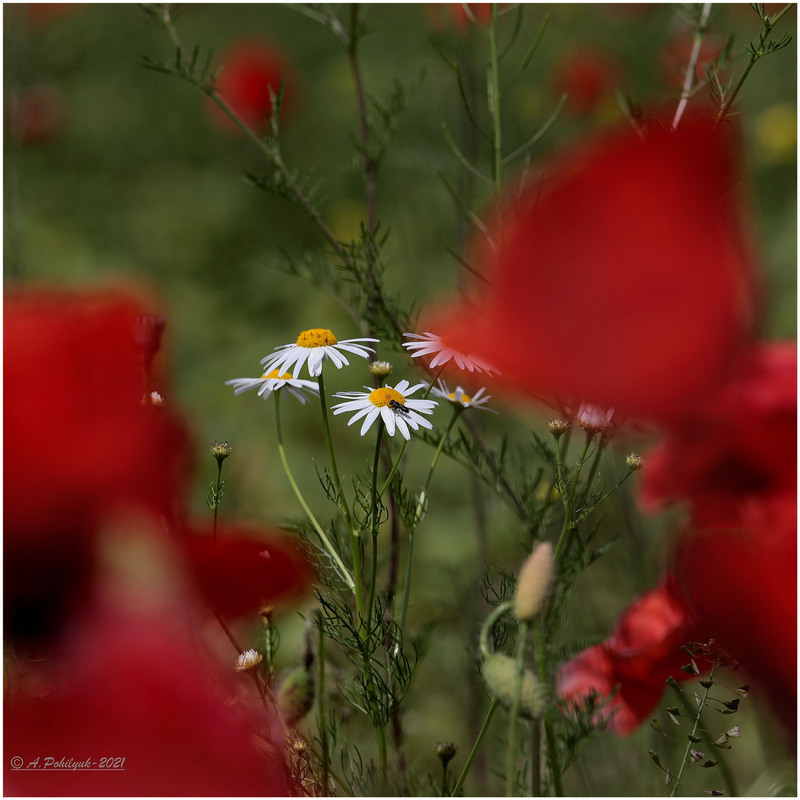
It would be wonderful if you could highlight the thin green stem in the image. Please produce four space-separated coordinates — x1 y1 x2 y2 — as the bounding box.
534 622 563 796
366 419 385 633
672 2 712 130
274 393 355 589
670 662 717 796
317 619 330 795
451 699 500 797
399 407 463 634
488 3 503 200
212 460 223 543
317 371 353 528
505 620 529 797
553 434 593 562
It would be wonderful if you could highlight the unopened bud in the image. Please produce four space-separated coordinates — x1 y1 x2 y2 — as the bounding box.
625 453 645 471
547 418 571 438
481 653 545 719
435 741 457 766
210 441 232 463
278 665 315 727
513 542 554 622
234 649 263 672
575 403 615 435
369 360 393 377
292 736 309 755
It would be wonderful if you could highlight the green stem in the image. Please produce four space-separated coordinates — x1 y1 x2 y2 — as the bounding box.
274 392 355 589
366 419 385 633
505 620 529 797
451 699 500 796
553 435 592 562
399 407 463 634
670 661 717 796
317 619 330 795
479 601 513 660
212 460 223 543
317 371 353 527
488 3 503 200
534 622 563 796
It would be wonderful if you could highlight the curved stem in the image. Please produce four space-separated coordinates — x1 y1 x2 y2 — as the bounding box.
479 600 513 660
274 392 355 589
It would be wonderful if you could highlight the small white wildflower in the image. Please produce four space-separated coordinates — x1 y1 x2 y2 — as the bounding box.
431 380 497 412
226 368 320 405
234 649 263 672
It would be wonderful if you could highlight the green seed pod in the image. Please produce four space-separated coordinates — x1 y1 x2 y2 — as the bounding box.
481 653 545 719
277 665 315 728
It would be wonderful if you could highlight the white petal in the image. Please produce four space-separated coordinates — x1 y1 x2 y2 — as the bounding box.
359 408 380 436
395 416 411 440
382 407 396 436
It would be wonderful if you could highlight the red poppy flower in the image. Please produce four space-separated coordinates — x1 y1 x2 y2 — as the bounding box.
557 576 698 734
431 112 757 422
4 607 293 796
674 491 797 732
210 38 294 133
4 288 190 646
641 341 797 526
553 47 622 115
182 522 315 620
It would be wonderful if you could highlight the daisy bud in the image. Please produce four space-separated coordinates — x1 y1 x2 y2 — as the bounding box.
481 653 545 719
435 741 457 766
513 542 554 622
625 453 645 471
234 649 263 673
547 418 571 438
210 441 233 464
369 360 393 377
277 665 315 727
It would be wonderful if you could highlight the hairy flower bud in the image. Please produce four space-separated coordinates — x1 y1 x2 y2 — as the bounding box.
277 665 315 728
481 653 545 719
513 542 554 622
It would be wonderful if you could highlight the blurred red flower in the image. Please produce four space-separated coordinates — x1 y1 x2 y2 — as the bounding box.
431 112 756 422
5 607 292 797
426 4 494 33
553 47 622 114
183 522 314 620
210 38 294 133
641 341 797 526
4 84 66 145
557 576 698 734
673 492 797 732
4 288 190 646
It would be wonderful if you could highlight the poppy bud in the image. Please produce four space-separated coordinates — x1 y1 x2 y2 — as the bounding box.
513 542 554 622
481 653 545 719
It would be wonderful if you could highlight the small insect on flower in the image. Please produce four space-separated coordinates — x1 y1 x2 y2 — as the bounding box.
388 398 410 416
331 380 437 440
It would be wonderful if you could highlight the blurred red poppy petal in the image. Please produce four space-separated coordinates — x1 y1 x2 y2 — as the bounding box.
641 341 797 525
183 523 314 619
674 493 797 730
5 610 292 796
557 576 698 734
435 113 756 421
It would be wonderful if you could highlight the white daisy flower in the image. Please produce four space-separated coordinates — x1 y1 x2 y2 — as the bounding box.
331 379 438 440
575 402 615 435
431 380 497 413
225 368 320 405
402 331 497 374
260 328 378 378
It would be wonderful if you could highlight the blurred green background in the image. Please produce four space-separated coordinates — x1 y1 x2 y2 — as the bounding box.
4 3 797 796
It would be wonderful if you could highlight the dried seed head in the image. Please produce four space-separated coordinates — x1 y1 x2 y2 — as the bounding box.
210 441 233 463
234 649 263 672
547 417 571 438
481 653 545 719
625 452 645 471
513 542 554 622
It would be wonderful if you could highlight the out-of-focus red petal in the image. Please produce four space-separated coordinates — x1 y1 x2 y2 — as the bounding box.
642 341 797 525
183 522 314 620
556 576 698 735
435 113 757 422
209 38 295 133
4 609 292 796
674 492 797 731
553 47 622 114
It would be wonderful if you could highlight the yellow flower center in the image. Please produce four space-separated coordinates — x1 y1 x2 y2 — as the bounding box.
368 387 406 407
449 391 472 404
263 369 293 380
296 328 337 348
